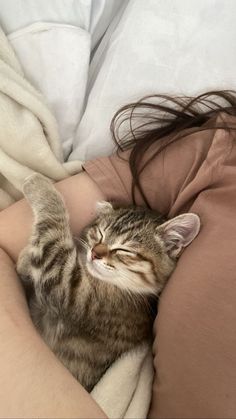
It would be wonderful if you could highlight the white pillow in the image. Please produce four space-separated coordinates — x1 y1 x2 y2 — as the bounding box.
69 0 236 161
0 0 126 159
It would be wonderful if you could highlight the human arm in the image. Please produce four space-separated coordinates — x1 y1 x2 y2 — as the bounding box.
0 172 107 418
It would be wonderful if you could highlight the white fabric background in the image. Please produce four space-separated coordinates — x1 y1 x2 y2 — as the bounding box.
69 0 236 161
0 0 126 159
0 0 124 48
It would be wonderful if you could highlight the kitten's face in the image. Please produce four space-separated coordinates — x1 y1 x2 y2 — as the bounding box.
80 203 200 296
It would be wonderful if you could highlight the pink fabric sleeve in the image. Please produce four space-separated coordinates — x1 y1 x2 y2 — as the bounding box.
82 152 132 205
83 116 236 418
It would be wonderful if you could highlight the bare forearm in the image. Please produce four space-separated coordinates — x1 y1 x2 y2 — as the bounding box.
0 249 106 418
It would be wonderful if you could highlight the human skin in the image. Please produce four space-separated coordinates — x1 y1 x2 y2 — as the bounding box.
0 172 108 418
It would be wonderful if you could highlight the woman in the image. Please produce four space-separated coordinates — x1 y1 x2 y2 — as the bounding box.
0 91 236 418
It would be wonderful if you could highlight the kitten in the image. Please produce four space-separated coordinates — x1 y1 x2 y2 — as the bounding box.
17 174 200 392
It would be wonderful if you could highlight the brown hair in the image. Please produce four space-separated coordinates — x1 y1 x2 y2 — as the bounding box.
110 90 236 206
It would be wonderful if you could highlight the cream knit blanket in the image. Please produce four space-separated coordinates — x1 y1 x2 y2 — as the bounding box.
92 343 154 419
0 26 82 210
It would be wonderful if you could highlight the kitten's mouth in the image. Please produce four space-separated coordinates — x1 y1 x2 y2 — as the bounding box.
86 258 114 280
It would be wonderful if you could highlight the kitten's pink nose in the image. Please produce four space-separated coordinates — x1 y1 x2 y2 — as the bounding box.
91 244 108 260
91 249 100 260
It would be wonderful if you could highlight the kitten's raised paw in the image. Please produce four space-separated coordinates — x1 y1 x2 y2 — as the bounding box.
23 173 56 208
23 173 52 196
23 173 64 214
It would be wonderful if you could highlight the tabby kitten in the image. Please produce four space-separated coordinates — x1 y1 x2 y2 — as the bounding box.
17 174 200 392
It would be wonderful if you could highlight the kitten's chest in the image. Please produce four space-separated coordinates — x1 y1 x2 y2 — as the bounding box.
33 278 152 356
39 297 146 353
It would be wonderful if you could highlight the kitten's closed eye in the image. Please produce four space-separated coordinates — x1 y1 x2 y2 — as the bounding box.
112 248 137 257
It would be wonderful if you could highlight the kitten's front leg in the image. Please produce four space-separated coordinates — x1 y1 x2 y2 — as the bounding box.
17 174 81 312
23 173 66 219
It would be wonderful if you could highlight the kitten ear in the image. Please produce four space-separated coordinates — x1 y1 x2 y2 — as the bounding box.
158 213 200 258
96 201 113 214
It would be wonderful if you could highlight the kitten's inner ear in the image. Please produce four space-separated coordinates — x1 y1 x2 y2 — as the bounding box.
158 213 200 258
96 201 113 215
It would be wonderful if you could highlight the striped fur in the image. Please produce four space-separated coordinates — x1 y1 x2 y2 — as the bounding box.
17 174 193 391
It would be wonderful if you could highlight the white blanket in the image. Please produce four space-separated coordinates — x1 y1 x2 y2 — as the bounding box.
0 26 82 210
92 343 153 419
